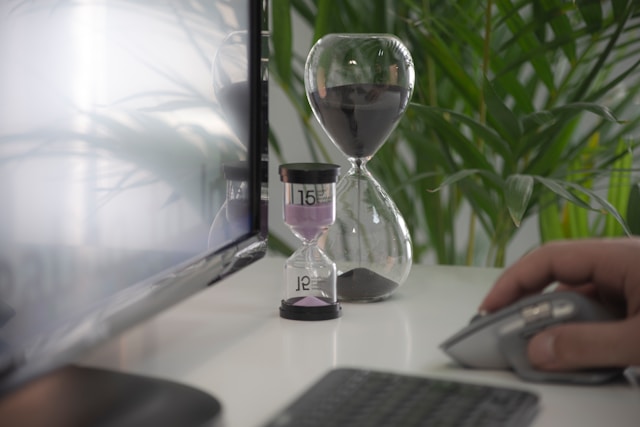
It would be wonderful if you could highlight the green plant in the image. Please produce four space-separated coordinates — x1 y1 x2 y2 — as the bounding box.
270 0 640 266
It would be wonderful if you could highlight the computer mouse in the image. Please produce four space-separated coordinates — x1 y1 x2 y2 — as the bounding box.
440 291 624 384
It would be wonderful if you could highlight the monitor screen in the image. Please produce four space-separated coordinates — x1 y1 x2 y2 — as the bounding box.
0 0 268 400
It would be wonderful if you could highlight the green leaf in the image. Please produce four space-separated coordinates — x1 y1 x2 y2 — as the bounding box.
532 177 592 210
569 4 630 103
483 78 522 144
428 169 484 193
522 117 578 176
495 0 556 92
505 175 534 227
271 0 292 84
588 57 640 103
576 0 603 33
534 177 631 235
412 109 492 171
421 34 480 108
312 0 333 43
611 0 630 21
521 110 555 131
567 182 631 236
532 1 547 44
605 140 633 236
412 104 514 165
373 0 388 31
539 191 565 242
429 166 501 190
523 103 619 132
565 151 592 238
551 102 620 123
522 102 621 176
566 196 590 238
459 178 501 234
542 0 577 63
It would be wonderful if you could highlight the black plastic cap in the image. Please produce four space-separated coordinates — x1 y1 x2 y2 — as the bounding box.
279 163 340 184
279 300 342 321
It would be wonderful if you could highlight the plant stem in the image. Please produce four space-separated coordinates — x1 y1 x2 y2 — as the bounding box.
422 0 449 263
467 0 493 265
488 209 512 267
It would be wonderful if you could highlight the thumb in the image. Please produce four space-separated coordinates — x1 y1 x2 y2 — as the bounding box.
527 319 640 371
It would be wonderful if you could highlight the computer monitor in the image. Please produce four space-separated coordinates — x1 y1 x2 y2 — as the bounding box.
0 1 268 425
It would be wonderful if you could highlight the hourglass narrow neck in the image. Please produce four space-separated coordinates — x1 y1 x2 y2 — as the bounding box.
293 230 325 245
347 158 374 178
294 241 327 258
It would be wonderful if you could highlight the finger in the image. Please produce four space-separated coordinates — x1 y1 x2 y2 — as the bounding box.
527 318 640 370
554 284 602 302
554 283 627 316
480 238 640 312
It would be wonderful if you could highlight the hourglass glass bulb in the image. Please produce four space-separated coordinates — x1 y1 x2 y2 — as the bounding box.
305 34 415 302
305 33 414 161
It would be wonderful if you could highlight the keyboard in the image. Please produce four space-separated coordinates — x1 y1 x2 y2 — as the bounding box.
264 368 539 427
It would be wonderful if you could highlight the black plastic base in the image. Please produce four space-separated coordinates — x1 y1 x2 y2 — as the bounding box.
0 365 221 427
280 300 342 321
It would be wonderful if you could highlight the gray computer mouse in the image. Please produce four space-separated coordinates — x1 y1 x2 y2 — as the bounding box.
440 291 624 384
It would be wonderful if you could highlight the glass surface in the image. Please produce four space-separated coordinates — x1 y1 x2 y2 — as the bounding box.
283 181 337 305
0 0 267 392
305 34 414 302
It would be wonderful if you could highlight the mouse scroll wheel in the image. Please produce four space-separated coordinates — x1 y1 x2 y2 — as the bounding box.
521 301 552 323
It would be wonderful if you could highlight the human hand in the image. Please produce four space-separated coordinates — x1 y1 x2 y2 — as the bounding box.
479 238 640 371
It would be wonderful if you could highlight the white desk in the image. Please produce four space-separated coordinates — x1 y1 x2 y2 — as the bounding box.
82 256 640 426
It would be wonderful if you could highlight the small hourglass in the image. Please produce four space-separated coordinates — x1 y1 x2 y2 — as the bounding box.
305 33 414 302
279 163 341 321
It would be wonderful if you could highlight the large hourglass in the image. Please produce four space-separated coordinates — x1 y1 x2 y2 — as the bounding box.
305 33 415 302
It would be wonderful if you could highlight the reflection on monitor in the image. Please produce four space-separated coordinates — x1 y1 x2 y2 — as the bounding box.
0 0 268 425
